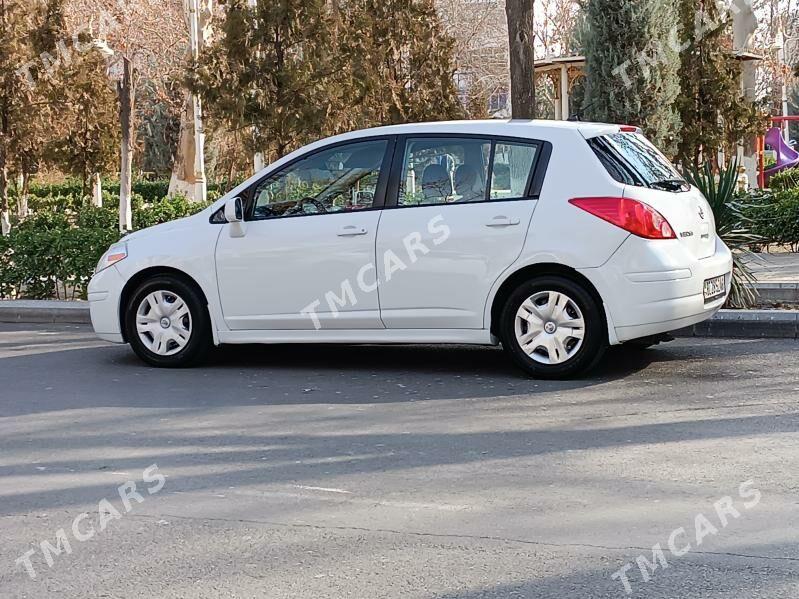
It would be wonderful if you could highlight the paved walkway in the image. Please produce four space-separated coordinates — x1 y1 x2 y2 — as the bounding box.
748 252 799 282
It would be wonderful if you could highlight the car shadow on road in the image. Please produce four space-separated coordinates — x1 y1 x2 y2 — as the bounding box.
1 325 795 416
209 341 673 378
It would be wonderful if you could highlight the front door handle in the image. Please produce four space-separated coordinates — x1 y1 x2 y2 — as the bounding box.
338 225 368 237
485 216 521 227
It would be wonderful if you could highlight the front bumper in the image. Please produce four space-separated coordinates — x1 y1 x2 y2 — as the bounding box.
581 237 733 344
88 266 125 343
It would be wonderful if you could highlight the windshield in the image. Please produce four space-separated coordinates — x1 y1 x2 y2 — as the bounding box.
588 132 688 192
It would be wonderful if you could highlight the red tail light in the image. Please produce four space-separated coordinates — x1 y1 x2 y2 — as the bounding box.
569 197 676 240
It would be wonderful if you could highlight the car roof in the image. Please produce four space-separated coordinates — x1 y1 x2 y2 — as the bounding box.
332 119 624 142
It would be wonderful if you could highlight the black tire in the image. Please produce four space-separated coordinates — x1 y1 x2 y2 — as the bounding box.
124 275 212 368
499 276 607 379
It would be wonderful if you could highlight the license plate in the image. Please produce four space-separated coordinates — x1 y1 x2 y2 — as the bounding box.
703 274 727 303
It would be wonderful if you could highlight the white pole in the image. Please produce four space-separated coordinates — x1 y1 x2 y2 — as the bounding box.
560 65 569 120
249 0 263 172
189 0 207 202
775 29 789 137
92 173 103 207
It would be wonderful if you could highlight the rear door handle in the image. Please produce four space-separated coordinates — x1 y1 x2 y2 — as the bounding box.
485 216 521 227
337 225 368 237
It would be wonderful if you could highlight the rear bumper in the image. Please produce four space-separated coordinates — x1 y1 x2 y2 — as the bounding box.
88 266 125 344
581 237 733 344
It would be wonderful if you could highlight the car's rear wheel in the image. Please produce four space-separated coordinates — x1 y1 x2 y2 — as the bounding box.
125 276 212 368
499 276 607 379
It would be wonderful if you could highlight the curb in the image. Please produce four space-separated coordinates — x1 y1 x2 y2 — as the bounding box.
0 302 797 339
0 300 91 325
752 282 799 304
674 309 799 340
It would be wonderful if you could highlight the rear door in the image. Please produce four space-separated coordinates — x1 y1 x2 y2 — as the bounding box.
587 131 716 259
375 135 549 330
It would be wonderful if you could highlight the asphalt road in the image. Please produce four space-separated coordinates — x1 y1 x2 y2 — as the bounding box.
1 323 798 598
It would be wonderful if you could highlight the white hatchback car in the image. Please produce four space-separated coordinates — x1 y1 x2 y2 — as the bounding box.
89 120 732 378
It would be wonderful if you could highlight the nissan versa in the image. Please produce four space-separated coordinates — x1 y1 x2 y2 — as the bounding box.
88 120 732 378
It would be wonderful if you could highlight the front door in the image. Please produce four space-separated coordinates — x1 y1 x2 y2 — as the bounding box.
376 136 545 330
215 137 392 331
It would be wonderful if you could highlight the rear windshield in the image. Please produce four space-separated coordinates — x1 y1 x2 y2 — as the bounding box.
588 132 688 192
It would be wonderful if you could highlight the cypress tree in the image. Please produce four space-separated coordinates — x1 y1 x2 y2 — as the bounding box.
190 0 463 162
0 0 40 234
335 0 464 127
189 0 342 162
582 0 681 155
676 0 764 169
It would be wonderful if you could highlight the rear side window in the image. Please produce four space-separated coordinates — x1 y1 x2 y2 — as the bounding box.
491 143 538 200
588 133 688 192
397 137 540 207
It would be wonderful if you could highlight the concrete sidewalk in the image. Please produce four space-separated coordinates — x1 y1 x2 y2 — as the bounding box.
749 252 799 283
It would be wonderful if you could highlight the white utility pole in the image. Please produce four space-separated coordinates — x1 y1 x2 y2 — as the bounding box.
188 0 208 202
248 0 264 174
771 27 793 138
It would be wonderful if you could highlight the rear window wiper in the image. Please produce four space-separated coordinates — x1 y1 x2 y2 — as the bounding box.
649 179 688 192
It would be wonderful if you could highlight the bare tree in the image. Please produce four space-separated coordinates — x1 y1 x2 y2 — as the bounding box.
505 0 535 118
67 0 187 230
535 0 581 56
437 0 509 116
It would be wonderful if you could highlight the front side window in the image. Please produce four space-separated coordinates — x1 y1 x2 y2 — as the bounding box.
397 137 539 207
252 139 388 219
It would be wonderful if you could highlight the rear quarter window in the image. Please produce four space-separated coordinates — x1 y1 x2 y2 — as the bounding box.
587 132 688 193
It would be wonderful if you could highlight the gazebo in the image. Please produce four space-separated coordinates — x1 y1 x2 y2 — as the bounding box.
533 55 586 120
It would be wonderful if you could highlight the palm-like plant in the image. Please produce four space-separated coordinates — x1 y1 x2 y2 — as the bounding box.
684 160 761 308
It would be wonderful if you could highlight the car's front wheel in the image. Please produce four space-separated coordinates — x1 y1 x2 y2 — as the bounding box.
499 276 607 379
125 276 212 368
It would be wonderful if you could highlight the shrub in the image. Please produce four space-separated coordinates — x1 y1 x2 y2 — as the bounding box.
768 167 799 192
772 189 799 251
741 188 799 251
0 209 120 300
0 194 210 300
133 195 211 230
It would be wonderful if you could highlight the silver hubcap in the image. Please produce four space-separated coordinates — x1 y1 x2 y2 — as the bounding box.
136 291 192 356
515 291 586 365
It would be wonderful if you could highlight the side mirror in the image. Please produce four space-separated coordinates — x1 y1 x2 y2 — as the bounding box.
224 197 244 223
224 197 246 238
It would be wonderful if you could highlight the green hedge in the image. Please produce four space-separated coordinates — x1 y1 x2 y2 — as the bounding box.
741 188 799 251
0 197 210 300
18 179 231 204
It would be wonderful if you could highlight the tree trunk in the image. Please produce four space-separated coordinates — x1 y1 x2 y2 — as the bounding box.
0 151 9 236
117 56 134 232
17 172 29 219
168 95 198 198
92 173 103 207
505 0 535 119
170 0 210 202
